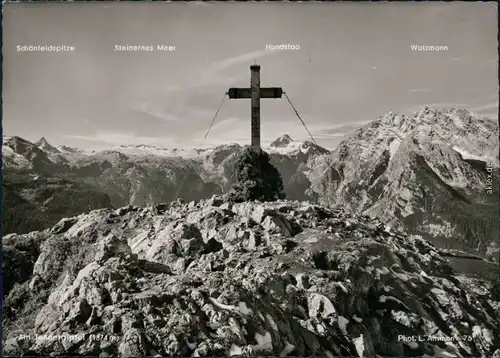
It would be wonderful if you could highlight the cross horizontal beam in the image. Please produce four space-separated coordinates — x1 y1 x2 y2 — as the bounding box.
228 87 283 99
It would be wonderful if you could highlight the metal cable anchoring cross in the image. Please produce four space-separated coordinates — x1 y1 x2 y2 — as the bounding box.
205 92 229 140
172 92 229 201
282 90 343 208
283 91 319 147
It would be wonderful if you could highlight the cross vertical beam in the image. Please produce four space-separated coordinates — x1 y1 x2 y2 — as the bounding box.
250 65 261 151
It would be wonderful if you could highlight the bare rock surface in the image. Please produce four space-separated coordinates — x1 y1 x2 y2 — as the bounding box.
3 196 499 357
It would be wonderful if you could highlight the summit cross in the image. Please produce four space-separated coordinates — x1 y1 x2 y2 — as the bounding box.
228 65 283 151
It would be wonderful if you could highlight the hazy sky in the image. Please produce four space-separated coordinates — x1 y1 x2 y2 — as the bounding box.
3 1 498 149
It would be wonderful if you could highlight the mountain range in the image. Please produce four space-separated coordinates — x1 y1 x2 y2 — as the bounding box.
2 107 499 261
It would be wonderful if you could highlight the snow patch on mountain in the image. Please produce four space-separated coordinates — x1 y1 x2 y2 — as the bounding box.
114 144 211 159
2 145 32 169
447 112 466 130
270 134 294 148
388 137 401 160
266 141 302 155
424 157 469 189
452 146 494 163
35 137 60 154
419 220 456 238
266 137 329 157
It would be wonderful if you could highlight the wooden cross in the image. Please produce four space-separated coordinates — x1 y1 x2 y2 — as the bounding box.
228 65 283 151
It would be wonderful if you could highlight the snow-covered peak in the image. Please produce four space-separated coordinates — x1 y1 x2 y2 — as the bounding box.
265 139 329 157
375 107 477 129
58 145 83 153
270 134 294 148
35 137 49 146
3 135 30 146
2 136 41 156
35 137 60 153
350 107 498 165
299 140 330 155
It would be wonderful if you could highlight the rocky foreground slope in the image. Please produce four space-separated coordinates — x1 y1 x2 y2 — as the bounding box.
3 197 499 357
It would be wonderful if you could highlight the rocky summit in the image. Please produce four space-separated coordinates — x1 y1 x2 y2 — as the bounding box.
3 196 499 357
